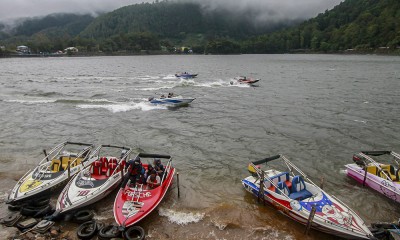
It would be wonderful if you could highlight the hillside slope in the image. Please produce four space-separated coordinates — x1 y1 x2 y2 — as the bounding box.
242 0 400 53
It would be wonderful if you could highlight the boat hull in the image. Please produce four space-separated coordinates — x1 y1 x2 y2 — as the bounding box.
345 163 400 203
8 165 84 204
175 74 197 78
150 98 195 107
113 167 175 227
56 169 126 214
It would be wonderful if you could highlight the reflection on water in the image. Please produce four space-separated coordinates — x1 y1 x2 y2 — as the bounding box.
0 54 399 239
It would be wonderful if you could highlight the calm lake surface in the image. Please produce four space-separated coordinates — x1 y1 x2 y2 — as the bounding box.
0 54 399 239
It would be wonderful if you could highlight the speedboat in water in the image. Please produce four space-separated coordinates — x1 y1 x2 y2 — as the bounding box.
175 72 198 78
7 142 94 205
242 154 372 239
113 153 175 229
346 151 400 203
54 145 133 216
231 76 260 85
148 95 195 107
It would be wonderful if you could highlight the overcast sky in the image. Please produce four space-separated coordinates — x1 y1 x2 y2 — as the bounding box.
0 0 343 23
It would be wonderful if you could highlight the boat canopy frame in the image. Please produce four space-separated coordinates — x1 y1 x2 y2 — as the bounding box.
35 142 94 179
249 154 318 199
356 151 400 182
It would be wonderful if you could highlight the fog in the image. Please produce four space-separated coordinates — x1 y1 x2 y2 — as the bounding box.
0 0 343 23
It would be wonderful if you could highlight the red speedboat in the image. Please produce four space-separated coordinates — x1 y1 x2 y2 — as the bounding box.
231 76 260 85
113 153 175 229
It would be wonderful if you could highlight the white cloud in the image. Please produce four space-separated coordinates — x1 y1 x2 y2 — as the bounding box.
0 0 343 22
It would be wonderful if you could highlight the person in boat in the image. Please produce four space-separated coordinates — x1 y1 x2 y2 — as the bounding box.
167 92 174 98
146 170 161 189
144 164 155 179
153 158 164 177
120 157 143 188
160 94 166 99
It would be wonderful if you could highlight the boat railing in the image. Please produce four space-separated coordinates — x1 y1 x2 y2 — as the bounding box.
359 152 393 182
161 157 173 185
281 155 318 187
249 162 291 199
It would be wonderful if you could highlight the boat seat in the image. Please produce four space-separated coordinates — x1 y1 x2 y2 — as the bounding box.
61 156 73 171
91 160 102 176
100 157 109 174
74 157 83 167
379 164 396 181
50 159 61 172
366 165 379 176
396 169 400 182
266 172 292 189
289 175 312 201
106 160 118 177
276 181 290 196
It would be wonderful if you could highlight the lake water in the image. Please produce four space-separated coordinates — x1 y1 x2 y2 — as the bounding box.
0 54 399 239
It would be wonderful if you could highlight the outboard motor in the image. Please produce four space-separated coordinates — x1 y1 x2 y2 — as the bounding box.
353 153 366 166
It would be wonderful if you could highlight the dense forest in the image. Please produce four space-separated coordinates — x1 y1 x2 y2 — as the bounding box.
242 0 400 53
0 0 399 55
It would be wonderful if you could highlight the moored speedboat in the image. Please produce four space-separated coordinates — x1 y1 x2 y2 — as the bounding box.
113 153 175 229
148 95 195 107
55 145 133 216
175 72 198 78
7 142 94 205
242 154 372 239
345 151 400 203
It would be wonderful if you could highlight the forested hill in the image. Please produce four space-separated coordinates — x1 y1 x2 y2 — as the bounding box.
79 1 287 41
0 0 399 55
242 0 400 53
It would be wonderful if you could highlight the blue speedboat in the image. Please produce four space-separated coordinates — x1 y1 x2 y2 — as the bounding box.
148 96 195 107
175 72 198 78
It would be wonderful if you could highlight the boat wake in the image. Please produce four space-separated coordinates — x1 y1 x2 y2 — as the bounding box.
4 99 57 104
77 101 166 113
158 208 205 225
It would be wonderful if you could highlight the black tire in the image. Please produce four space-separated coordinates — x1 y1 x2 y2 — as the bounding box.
63 212 74 221
20 205 47 217
74 210 94 223
76 220 98 240
124 226 145 240
372 230 388 239
98 225 122 239
33 205 54 218
8 204 22 211
31 197 51 207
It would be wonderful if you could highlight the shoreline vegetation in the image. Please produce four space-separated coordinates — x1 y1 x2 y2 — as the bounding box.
1 48 399 58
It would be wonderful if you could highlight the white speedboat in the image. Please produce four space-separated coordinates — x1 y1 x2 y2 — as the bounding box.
7 142 94 204
242 154 373 239
55 145 132 215
346 151 400 203
148 96 195 107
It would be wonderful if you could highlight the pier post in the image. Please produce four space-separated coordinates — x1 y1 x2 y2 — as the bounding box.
305 205 316 235
362 166 368 187
320 177 324 189
258 171 265 205
177 172 180 198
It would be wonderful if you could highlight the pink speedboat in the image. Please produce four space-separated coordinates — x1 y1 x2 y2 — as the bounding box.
345 151 400 203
